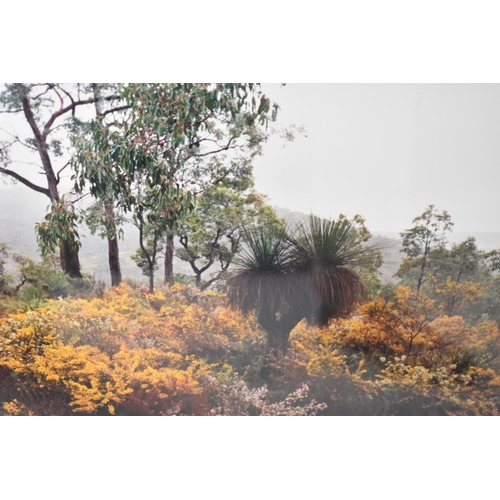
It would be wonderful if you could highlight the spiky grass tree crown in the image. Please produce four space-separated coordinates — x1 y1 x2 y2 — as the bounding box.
228 225 300 315
234 225 294 273
289 215 367 326
292 215 366 269
228 215 370 348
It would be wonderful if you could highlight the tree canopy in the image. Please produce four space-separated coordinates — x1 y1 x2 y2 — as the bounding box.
72 83 278 292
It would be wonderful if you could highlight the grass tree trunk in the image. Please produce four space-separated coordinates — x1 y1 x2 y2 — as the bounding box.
257 309 303 353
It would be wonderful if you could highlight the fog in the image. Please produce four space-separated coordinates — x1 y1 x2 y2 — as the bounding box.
254 83 500 234
2 83 500 271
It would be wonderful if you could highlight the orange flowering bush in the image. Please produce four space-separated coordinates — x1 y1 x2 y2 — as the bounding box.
0 284 265 415
2 280 500 415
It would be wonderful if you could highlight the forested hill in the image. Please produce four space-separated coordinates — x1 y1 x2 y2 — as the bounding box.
0 187 191 284
274 206 500 282
273 206 500 250
1 187 500 285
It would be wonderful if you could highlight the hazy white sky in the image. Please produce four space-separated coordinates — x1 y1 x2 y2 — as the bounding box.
1 83 500 235
254 83 500 233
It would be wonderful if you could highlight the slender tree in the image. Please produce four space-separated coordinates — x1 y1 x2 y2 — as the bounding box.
89 83 123 286
175 174 281 289
0 83 125 278
399 205 454 293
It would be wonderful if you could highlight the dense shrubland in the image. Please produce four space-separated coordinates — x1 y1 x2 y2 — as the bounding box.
1 273 500 415
2 205 500 415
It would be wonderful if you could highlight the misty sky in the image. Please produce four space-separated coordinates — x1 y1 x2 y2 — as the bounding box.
1 83 500 235
254 83 500 234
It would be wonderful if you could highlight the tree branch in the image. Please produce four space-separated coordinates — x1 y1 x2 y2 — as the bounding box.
56 160 71 183
32 84 54 101
0 108 23 114
0 167 50 196
194 136 238 158
102 104 131 118
197 229 222 275
54 84 76 116
43 93 122 139
69 192 90 205
200 269 227 290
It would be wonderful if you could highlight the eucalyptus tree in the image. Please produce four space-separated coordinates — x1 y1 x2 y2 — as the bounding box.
175 179 281 289
87 83 125 286
73 83 278 292
398 205 454 293
0 83 125 278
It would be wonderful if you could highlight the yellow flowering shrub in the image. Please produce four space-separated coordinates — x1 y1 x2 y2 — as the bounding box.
2 281 500 415
0 284 266 415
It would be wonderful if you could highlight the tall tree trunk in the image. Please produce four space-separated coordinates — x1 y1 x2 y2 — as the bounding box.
60 241 82 279
164 231 174 285
107 234 122 287
149 267 155 294
139 222 157 294
93 84 122 287
105 198 122 286
416 254 427 293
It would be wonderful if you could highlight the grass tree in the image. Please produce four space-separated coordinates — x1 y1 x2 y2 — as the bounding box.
228 225 304 350
291 215 367 328
228 215 373 351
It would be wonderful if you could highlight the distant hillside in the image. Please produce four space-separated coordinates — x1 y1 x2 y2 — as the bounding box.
370 230 500 252
1 189 499 287
0 187 192 286
273 206 500 283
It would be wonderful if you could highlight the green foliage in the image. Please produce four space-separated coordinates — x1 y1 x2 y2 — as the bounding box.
0 252 95 308
400 204 454 259
130 225 163 278
72 83 276 218
83 196 126 241
399 205 454 292
35 199 82 257
0 242 13 294
396 207 500 325
71 84 278 292
176 177 282 288
1 83 125 278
